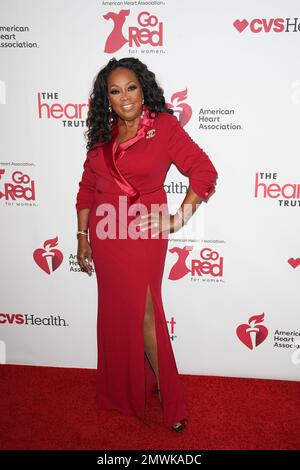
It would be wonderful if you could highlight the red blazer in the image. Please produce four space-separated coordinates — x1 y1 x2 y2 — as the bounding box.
76 111 218 213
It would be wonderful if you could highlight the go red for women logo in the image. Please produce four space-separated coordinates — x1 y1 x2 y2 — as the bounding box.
168 246 223 281
0 169 36 202
103 10 163 53
236 313 268 350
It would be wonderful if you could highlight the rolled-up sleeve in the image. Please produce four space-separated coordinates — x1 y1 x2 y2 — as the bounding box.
75 149 97 214
167 114 218 201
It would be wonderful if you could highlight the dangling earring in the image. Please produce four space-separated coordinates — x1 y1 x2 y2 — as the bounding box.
141 97 145 117
108 102 113 125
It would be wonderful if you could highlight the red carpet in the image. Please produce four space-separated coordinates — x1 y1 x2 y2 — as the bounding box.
0 364 299 450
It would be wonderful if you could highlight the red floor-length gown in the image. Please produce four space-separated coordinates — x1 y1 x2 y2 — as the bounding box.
75 105 218 428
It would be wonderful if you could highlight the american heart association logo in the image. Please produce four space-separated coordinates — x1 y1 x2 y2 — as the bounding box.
236 313 268 350
33 236 63 274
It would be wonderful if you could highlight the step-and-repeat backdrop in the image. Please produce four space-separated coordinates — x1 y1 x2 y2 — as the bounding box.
1 0 299 381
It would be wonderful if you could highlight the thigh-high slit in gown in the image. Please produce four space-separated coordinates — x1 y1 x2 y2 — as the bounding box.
75 105 218 428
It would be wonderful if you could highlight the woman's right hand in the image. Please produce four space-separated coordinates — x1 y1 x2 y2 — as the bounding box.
77 236 93 275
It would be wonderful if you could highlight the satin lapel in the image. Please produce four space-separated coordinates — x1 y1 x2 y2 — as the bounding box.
115 123 147 163
102 127 141 205
101 105 155 206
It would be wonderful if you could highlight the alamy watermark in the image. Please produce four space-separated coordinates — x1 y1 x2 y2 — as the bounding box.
93 197 205 240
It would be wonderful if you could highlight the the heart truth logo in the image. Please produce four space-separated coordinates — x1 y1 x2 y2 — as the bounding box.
236 313 268 350
33 236 63 274
233 17 300 33
103 9 163 53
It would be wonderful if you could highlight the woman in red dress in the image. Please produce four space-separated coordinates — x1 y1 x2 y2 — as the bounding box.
76 57 218 432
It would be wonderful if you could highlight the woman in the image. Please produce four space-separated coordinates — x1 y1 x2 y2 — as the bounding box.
75 57 218 432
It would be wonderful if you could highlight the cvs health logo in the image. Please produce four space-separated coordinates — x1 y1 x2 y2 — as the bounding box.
166 89 192 127
288 257 300 269
236 313 268 350
103 10 163 53
168 246 223 281
0 313 24 325
33 236 63 274
233 17 300 33
0 169 36 202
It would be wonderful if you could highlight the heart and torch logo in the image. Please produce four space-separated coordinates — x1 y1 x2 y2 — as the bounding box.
33 236 63 274
236 313 268 350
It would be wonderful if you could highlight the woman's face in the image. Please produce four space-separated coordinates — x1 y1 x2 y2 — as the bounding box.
107 67 143 122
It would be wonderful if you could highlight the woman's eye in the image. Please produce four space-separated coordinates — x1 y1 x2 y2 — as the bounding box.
110 85 137 94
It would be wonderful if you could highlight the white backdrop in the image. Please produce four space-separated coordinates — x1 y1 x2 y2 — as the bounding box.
0 0 299 381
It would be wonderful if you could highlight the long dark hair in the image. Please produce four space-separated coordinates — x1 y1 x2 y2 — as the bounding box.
84 57 173 151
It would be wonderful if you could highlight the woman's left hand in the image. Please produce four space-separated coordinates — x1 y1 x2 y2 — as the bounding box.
138 212 176 237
